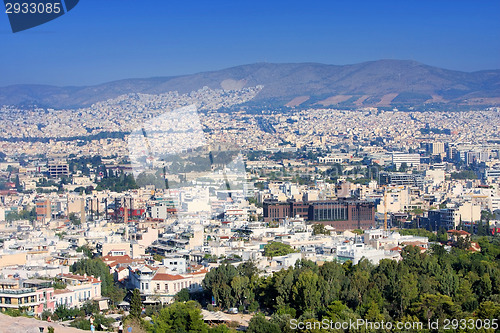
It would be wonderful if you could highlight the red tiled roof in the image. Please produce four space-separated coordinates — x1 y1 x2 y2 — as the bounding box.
102 255 132 262
468 242 481 252
152 273 184 281
447 230 470 235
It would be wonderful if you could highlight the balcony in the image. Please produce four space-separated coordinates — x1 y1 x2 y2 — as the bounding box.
0 288 36 295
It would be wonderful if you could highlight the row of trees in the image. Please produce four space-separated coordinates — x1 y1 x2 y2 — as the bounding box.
130 236 499 332
200 238 500 331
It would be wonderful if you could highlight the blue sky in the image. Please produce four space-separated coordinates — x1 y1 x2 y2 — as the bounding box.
0 0 499 86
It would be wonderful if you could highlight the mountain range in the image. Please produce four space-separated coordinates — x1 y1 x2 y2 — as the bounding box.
1 59 499 109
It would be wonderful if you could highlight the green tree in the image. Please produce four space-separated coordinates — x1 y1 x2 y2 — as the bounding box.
476 300 500 319
247 313 280 333
175 288 190 302
395 272 419 316
231 275 250 309
325 301 360 324
76 244 93 258
107 286 126 306
152 254 165 261
455 278 478 312
318 261 345 306
71 258 117 297
263 242 297 258
474 273 492 301
14 175 22 192
291 270 321 315
130 288 142 318
413 293 459 323
152 301 209 333
312 224 330 235
202 263 238 309
70 314 114 330
438 265 459 297
456 235 472 250
69 212 81 226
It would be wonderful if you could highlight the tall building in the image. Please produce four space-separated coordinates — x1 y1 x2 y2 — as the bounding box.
431 142 445 155
35 199 51 222
48 161 69 178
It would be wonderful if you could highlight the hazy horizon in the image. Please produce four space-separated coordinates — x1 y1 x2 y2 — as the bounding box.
1 0 499 86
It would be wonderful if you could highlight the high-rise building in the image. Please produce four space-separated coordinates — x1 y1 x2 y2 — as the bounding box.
431 142 445 155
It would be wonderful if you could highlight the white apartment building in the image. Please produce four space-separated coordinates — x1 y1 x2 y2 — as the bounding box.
128 264 206 304
392 153 420 169
335 243 400 265
54 273 102 308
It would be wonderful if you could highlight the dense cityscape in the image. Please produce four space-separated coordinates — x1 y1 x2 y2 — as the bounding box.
0 86 499 332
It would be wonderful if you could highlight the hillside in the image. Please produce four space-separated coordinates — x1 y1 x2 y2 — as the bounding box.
1 60 499 109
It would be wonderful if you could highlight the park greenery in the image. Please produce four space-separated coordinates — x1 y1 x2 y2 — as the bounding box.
263 242 298 257
96 171 139 192
113 237 500 332
5 206 36 222
312 223 331 236
71 258 125 306
198 239 500 332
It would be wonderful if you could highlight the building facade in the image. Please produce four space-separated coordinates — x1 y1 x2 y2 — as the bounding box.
263 199 375 230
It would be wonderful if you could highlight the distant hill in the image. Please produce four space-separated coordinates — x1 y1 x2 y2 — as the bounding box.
1 60 499 109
